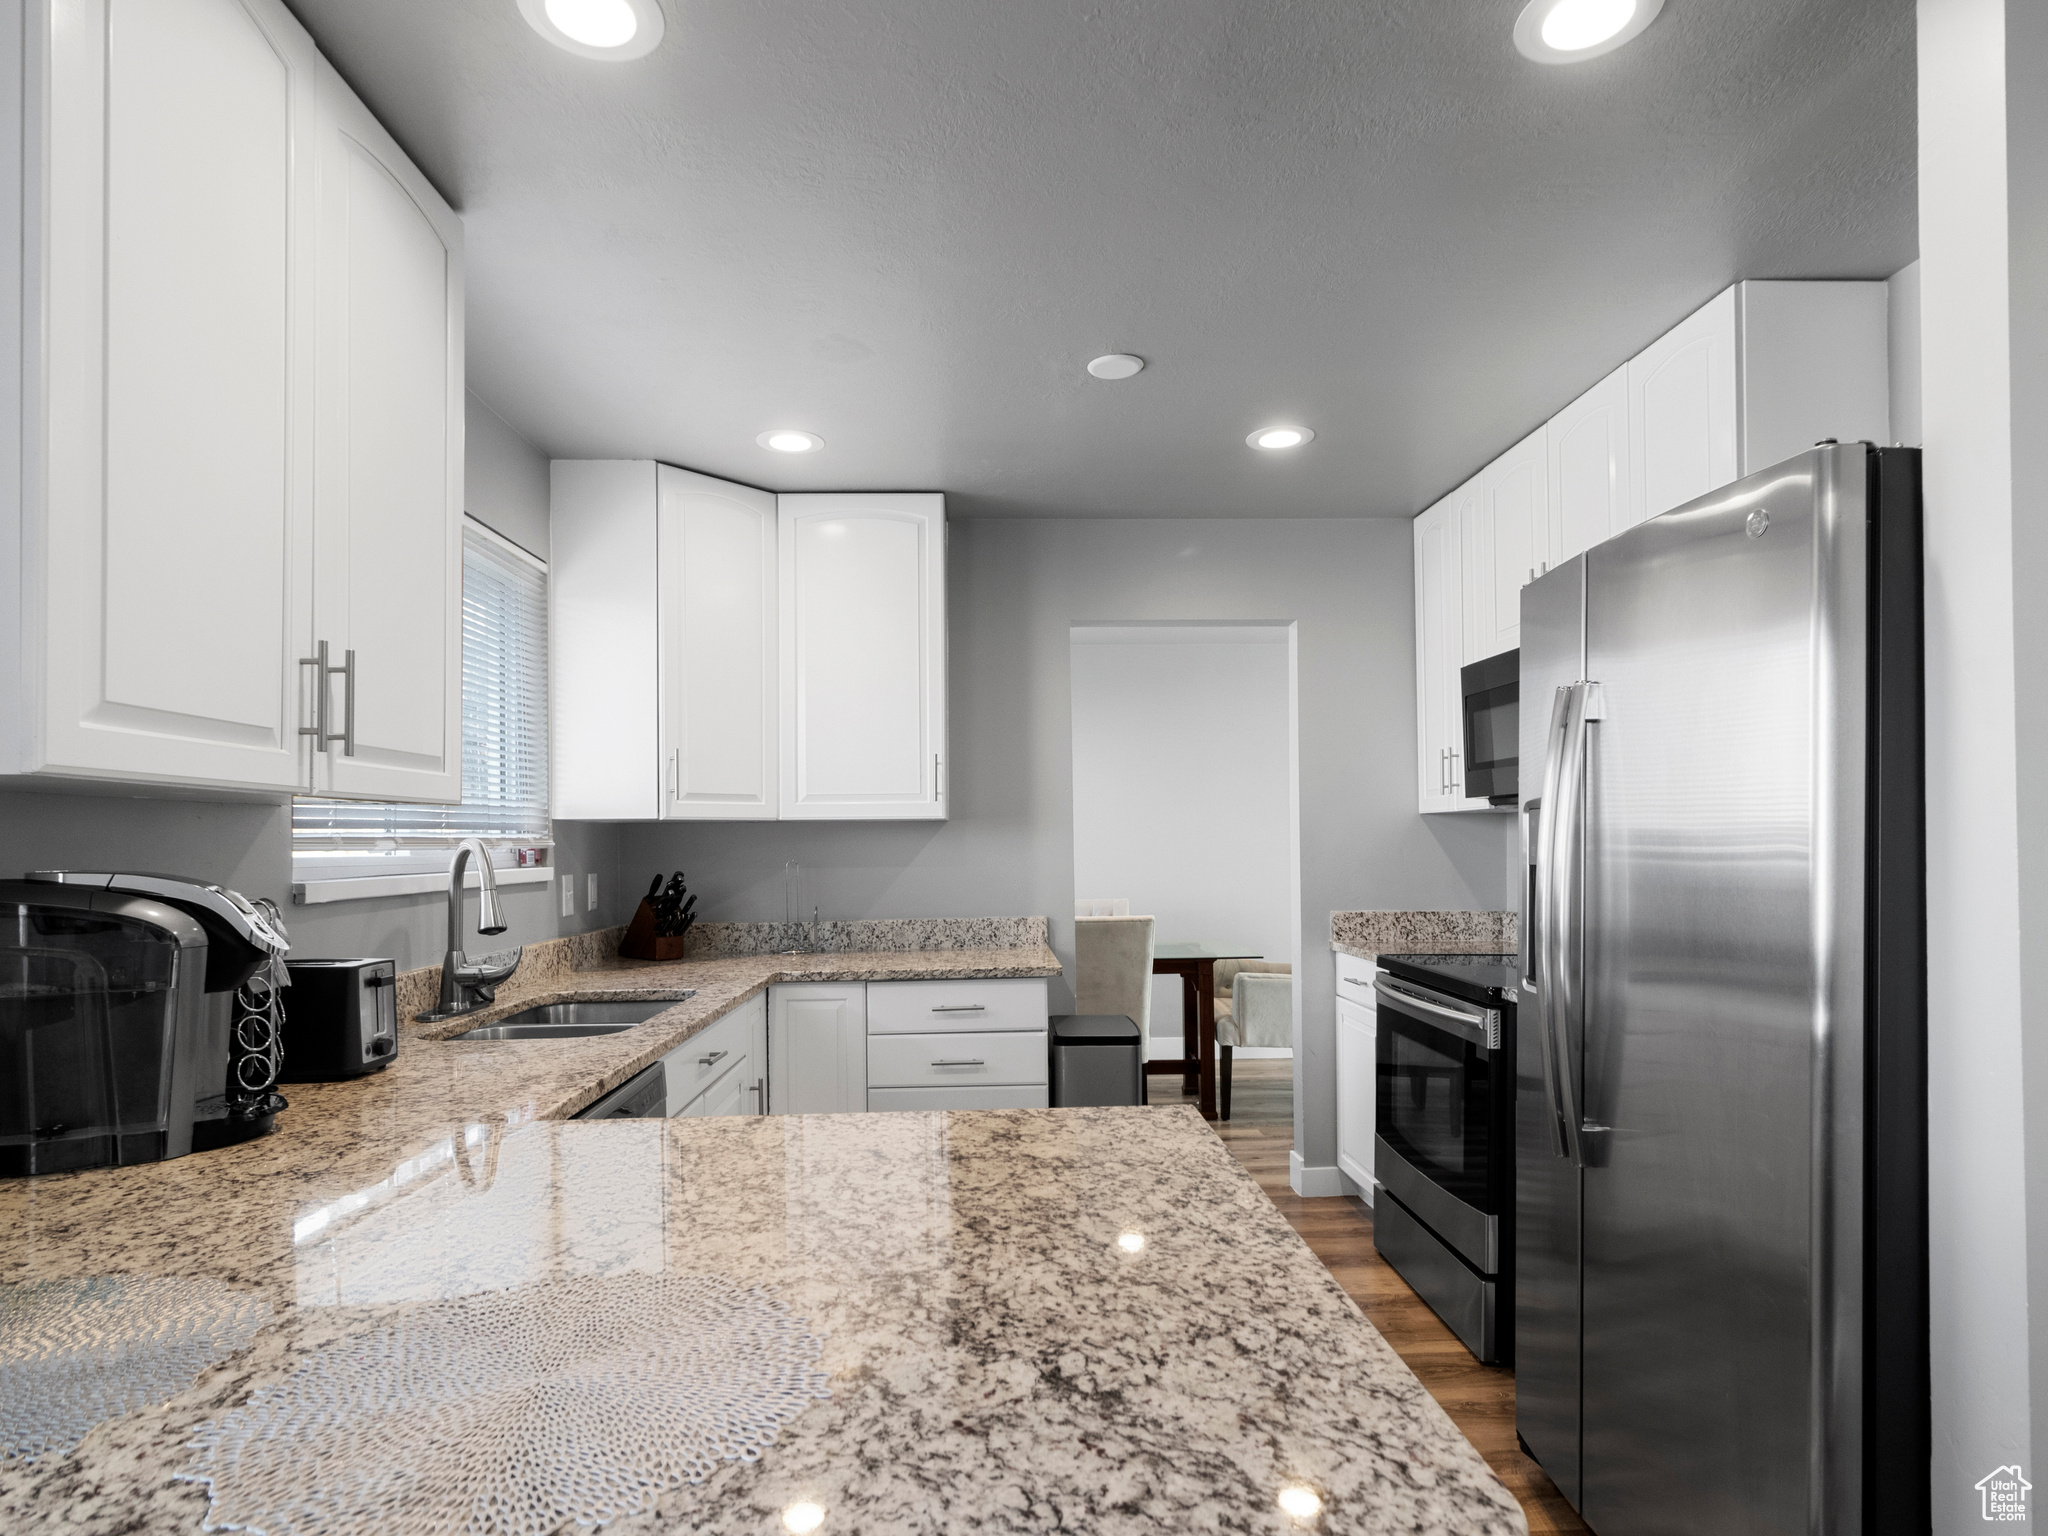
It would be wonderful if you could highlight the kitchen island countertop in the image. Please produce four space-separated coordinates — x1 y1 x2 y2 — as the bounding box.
0 940 1526 1535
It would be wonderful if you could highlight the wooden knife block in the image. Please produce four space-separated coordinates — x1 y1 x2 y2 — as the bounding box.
618 899 688 961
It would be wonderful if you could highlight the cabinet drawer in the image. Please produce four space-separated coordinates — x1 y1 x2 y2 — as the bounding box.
866 977 1048 1035
867 1030 1047 1089
867 1085 1049 1112
662 1002 754 1111
1334 960 1377 1010
679 1054 755 1118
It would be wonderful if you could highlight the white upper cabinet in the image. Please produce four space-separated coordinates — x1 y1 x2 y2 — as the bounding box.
308 60 465 802
779 494 948 820
553 476 946 822
1628 286 1738 527
1548 364 1630 565
10 0 319 790
1411 279 1887 816
0 0 463 798
1467 427 1549 662
1413 490 1467 815
658 466 777 819
551 461 661 819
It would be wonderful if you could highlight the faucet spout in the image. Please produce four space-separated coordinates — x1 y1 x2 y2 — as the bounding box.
423 839 523 1022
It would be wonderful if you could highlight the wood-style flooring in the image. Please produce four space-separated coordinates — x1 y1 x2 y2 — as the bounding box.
1149 1059 1589 1536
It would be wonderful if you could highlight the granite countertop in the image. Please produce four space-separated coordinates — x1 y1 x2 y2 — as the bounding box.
0 1108 1525 1535
0 925 1526 1534
1328 911 1518 963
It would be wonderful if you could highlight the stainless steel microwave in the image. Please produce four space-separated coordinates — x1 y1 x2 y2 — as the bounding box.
1460 649 1518 806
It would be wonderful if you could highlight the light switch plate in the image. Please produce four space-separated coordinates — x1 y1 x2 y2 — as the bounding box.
587 873 599 912
560 875 575 917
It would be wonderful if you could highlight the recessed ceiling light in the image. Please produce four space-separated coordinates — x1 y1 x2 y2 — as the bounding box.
517 0 666 60
758 429 824 454
1513 0 1663 64
1247 426 1314 451
1087 353 1145 380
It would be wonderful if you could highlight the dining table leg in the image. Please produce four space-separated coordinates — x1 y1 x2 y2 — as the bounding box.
1195 958 1218 1120
1180 968 1200 1096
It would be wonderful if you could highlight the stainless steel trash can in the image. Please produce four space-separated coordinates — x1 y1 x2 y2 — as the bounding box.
1049 1015 1144 1107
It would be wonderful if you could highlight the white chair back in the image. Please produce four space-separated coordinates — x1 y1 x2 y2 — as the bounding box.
1073 915 1154 1035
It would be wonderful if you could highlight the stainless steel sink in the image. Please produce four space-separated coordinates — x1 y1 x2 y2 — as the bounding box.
445 996 691 1041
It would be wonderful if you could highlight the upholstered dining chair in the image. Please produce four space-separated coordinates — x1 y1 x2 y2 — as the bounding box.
1213 959 1291 1121
1073 914 1154 1052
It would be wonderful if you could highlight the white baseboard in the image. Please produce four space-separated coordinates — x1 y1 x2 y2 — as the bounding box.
1289 1152 1346 1198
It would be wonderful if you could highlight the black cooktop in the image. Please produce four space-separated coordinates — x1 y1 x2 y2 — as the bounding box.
1377 952 1520 1006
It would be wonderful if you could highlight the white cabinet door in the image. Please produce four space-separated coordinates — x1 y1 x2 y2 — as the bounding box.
658 467 777 818
769 983 868 1113
28 0 318 790
1548 364 1630 565
1335 995 1376 1198
308 60 464 802
1413 490 1466 815
779 494 947 820
1628 286 1736 528
679 1054 756 1118
550 462 660 819
1468 426 1549 662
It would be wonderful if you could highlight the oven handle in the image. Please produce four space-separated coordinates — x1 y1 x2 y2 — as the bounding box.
1371 977 1497 1049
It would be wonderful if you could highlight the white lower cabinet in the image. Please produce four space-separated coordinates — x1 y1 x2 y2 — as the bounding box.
868 1086 1048 1112
768 983 868 1114
1334 962 1377 1199
663 992 767 1117
866 978 1048 1110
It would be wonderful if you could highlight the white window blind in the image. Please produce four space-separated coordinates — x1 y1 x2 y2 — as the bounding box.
292 521 550 857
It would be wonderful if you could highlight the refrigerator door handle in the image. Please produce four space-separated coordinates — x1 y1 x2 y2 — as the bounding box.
1545 681 1595 1169
1533 685 1575 1160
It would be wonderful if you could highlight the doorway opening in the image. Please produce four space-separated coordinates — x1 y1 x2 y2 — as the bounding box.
1069 622 1299 1123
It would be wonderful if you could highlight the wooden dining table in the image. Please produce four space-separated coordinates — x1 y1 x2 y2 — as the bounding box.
1146 941 1263 1120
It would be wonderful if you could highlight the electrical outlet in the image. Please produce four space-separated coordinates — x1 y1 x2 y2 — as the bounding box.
560 875 575 918
587 873 599 912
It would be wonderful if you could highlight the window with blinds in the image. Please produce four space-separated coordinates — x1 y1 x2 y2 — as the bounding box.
291 521 550 867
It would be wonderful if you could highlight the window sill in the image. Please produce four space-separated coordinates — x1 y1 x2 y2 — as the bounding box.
292 865 555 906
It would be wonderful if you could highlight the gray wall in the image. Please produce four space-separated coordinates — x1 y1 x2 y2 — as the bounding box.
465 391 550 558
620 516 1513 1175
1888 259 1922 446
0 392 620 973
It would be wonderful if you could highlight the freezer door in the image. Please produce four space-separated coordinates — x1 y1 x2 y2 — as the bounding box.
1513 555 1586 1507
1577 449 1863 1536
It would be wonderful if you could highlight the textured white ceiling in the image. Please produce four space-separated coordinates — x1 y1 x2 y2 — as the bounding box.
285 0 1916 519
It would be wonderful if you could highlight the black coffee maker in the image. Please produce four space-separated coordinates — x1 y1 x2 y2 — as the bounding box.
0 872 292 1176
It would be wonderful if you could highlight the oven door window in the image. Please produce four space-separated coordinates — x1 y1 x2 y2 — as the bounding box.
1376 1003 1499 1211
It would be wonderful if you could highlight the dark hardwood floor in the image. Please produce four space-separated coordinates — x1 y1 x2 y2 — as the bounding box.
1150 1058 1589 1536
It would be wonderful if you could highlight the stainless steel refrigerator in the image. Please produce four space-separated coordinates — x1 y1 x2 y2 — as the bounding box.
1515 443 1927 1536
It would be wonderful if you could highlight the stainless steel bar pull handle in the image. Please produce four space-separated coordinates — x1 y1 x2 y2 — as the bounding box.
934 754 941 801
930 1004 986 1013
298 640 330 750
931 1058 985 1066
698 1050 727 1067
299 642 354 755
337 649 356 757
